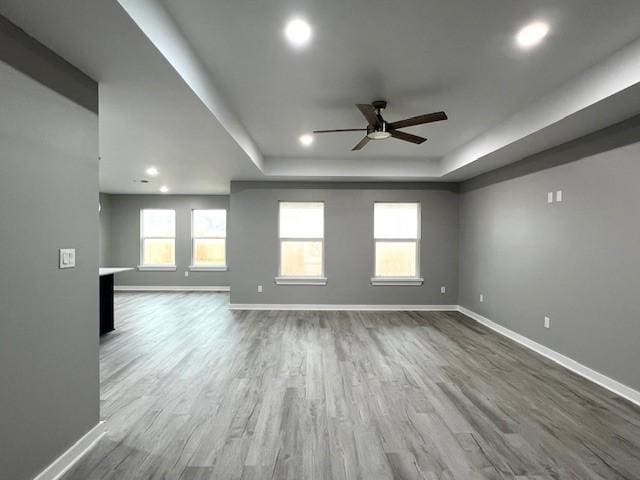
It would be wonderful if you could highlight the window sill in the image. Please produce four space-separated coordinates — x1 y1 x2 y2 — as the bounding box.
274 276 328 286
137 265 177 272
189 265 228 272
371 277 424 286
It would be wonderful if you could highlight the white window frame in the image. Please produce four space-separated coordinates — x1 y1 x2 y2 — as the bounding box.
190 209 228 271
138 209 177 271
275 201 327 285
371 201 423 286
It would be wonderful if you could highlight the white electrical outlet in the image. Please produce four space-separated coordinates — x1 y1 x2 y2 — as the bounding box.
544 316 550 329
257 285 263 293
441 286 446 294
547 192 554 203
479 293 484 302
185 271 189 277
556 190 563 202
59 248 76 269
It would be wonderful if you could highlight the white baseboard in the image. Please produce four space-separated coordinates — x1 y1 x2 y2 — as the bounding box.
229 304 458 311
114 285 230 292
457 306 640 407
34 421 106 480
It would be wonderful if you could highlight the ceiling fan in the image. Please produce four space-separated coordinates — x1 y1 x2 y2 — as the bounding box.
313 100 448 150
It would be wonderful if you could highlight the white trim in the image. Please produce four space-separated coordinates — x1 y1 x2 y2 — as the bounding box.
371 277 424 286
278 201 326 279
140 209 176 267
229 304 457 311
137 265 177 272
33 421 105 480
189 265 228 272
457 306 640 407
274 276 328 286
190 208 227 268
114 285 230 292
373 202 421 281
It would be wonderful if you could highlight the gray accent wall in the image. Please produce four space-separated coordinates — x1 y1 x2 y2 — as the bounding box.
0 13 98 114
458 125 640 391
108 194 230 287
0 60 99 480
229 182 459 305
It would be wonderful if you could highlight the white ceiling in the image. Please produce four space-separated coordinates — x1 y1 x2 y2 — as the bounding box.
2 0 640 192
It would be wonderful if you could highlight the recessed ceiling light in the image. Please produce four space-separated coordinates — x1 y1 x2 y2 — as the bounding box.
284 18 312 48
146 166 159 176
159 186 169 193
299 133 314 146
516 21 550 49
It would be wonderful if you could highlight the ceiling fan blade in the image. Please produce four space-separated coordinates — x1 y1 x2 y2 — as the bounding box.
356 104 380 128
388 111 447 130
352 136 370 151
313 128 367 133
390 130 426 144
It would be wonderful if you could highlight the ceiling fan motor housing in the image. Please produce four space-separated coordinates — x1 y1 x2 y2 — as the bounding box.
366 100 391 139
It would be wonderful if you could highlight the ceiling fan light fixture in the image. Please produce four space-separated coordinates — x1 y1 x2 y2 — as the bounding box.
367 130 392 140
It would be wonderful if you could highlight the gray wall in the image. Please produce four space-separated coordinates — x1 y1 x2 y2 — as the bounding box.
229 182 459 305
0 60 99 479
109 194 230 287
458 125 640 391
99 192 112 267
0 13 98 114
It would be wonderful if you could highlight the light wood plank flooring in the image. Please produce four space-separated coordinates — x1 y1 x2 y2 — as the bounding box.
63 292 640 479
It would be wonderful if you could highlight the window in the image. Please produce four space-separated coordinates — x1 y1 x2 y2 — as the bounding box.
191 209 227 270
276 202 326 284
140 209 176 270
372 202 422 285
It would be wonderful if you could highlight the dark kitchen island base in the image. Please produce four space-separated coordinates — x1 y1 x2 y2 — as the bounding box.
98 267 133 335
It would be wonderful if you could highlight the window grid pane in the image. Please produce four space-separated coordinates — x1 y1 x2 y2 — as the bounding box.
193 239 226 266
374 203 419 239
142 209 175 238
193 209 226 238
375 241 417 277
143 238 175 266
279 202 324 239
280 240 323 277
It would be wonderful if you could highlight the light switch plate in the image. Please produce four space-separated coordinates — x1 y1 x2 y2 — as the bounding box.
441 286 446 294
547 192 554 203
59 248 76 269
556 190 563 202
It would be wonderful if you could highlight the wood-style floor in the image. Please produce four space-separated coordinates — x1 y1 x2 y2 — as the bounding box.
63 292 640 480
